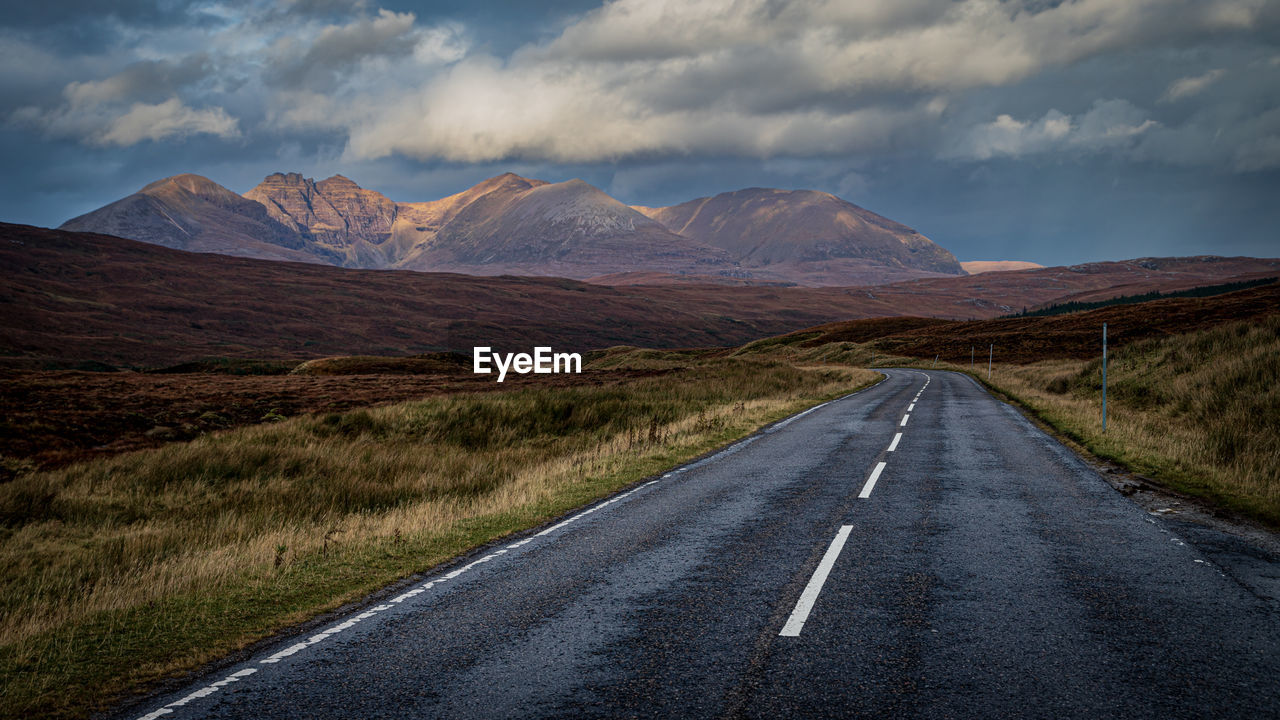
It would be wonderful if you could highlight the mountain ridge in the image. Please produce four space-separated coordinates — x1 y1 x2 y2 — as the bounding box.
63 172 964 286
7 221 1278 368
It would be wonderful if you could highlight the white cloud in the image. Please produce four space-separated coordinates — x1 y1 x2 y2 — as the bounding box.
949 100 1158 160
1161 69 1226 102
96 97 238 145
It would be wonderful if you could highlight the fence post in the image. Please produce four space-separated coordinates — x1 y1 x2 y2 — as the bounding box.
988 344 992 380
1103 323 1108 432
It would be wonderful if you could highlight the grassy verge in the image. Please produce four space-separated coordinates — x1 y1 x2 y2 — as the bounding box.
0 354 876 719
870 317 1280 526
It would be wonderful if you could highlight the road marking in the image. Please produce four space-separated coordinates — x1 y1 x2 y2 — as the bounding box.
900 414 909 426
136 669 258 719
859 461 887 498
888 433 902 452
908 403 915 411
779 525 853 637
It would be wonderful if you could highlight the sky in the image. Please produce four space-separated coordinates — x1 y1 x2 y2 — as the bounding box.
2 0 1279 266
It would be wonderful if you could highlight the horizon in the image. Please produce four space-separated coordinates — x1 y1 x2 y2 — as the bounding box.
2 1 1279 266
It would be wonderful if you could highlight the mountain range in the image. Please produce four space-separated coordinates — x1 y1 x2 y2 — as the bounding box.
6 221 1277 367
60 172 965 286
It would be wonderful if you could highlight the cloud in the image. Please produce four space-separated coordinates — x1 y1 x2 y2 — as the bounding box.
63 56 213 107
948 99 1158 160
265 9 440 89
95 97 238 145
13 71 238 147
312 0 1275 165
4 0 1279 170
1161 69 1226 102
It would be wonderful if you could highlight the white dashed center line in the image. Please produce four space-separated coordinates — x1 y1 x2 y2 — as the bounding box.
859 461 887 498
900 414 909 426
888 433 902 452
779 525 853 637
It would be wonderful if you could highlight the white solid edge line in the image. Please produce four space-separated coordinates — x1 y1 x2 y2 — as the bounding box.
900 414 909 426
859 461 887 498
779 525 854 637
887 433 902 452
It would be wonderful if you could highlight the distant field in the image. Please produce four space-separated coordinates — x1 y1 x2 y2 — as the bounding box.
0 354 875 720
0 355 671 475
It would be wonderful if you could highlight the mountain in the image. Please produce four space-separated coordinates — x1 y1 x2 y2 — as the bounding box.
60 174 321 264
7 222 1277 368
636 188 964 285
62 173 963 285
396 175 740 278
244 173 399 268
962 261 1045 274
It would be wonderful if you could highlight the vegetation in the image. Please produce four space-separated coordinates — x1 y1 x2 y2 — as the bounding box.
878 316 1280 526
1004 277 1276 318
973 316 1280 524
0 354 875 719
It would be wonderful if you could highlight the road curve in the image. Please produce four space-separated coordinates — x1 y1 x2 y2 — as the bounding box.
120 370 1280 720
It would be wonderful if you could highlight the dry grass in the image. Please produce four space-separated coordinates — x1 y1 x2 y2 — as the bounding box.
0 354 875 719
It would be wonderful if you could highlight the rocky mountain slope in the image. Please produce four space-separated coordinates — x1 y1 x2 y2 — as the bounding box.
637 188 963 285
244 173 399 268
62 172 964 285
60 174 322 264
396 176 739 278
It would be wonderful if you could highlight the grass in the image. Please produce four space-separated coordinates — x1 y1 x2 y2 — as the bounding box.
0 353 876 719
874 316 1280 526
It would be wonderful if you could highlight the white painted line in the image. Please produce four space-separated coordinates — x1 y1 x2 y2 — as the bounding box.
888 433 902 452
779 525 853 637
136 668 258 719
908 403 915 412
900 414 909 426
859 461 887 498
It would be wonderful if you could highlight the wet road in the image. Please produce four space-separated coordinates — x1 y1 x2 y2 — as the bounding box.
123 370 1280 720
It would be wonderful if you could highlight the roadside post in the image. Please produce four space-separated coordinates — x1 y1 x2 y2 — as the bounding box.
988 344 992 380
1103 323 1108 432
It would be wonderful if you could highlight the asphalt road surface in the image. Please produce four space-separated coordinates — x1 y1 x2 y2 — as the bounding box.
123 369 1280 720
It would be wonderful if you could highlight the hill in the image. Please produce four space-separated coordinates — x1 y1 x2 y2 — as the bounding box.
394 177 740 278
4 222 1277 368
59 174 322 264
764 280 1280 364
638 187 963 285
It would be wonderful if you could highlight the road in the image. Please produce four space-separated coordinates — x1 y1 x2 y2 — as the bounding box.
123 369 1280 719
